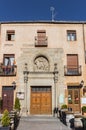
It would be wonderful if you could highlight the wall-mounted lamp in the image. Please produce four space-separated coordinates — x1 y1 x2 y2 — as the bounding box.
12 81 16 90
83 86 86 96
80 80 84 88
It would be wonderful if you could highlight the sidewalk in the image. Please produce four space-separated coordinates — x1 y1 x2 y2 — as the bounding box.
16 115 71 130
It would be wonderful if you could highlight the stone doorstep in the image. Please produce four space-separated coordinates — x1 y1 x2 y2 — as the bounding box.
20 116 57 122
18 117 71 130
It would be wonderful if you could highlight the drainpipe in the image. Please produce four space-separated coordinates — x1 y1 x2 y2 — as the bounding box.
82 23 86 63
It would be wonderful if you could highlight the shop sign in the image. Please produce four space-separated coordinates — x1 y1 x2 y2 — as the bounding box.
81 97 86 104
16 92 24 100
59 94 64 103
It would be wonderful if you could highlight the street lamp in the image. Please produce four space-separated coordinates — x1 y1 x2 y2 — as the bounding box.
23 63 29 116
12 81 16 89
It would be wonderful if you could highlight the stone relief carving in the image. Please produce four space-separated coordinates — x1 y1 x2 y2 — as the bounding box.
34 56 49 71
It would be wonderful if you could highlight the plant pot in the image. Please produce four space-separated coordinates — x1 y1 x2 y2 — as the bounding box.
83 112 86 116
0 126 10 130
74 117 83 130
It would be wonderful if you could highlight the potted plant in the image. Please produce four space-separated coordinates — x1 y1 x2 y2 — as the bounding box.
14 97 21 112
14 97 21 118
0 109 10 130
82 106 86 115
61 104 67 109
14 97 21 129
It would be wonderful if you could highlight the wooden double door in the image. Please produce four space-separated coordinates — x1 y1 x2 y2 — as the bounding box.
2 86 14 112
68 86 81 112
30 86 52 114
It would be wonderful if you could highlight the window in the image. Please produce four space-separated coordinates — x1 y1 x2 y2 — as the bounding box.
35 30 48 47
6 30 15 41
67 30 76 41
31 86 51 92
37 30 46 38
64 54 82 76
1 54 16 75
67 54 78 66
67 54 78 75
3 54 15 66
67 54 79 75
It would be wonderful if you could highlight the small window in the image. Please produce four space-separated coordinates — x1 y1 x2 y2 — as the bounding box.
67 30 76 41
6 30 15 41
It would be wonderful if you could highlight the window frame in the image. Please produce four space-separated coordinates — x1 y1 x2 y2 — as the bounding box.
67 30 77 41
66 54 81 76
3 54 15 66
35 30 48 47
6 30 15 41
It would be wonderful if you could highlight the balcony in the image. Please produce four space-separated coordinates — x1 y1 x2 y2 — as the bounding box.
64 65 82 76
35 36 48 47
0 64 17 76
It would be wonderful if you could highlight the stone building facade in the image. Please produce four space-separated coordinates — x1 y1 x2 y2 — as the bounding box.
0 21 86 116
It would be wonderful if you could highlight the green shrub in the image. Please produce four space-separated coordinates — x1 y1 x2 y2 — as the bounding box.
82 106 86 113
61 104 67 109
1 109 10 127
14 97 21 111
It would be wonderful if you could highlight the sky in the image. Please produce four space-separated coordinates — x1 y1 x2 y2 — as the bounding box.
0 0 86 22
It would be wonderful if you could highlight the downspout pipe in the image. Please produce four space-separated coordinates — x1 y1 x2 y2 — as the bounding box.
82 23 86 63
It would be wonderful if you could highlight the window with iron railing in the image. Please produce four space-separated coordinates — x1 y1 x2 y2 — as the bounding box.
35 30 48 47
64 65 82 76
64 54 82 76
0 54 17 76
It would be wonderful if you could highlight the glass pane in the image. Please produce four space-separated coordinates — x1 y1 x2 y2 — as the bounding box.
67 34 71 41
71 33 76 41
11 34 15 40
67 31 76 41
4 58 9 66
74 90 79 104
31 86 51 92
71 35 74 41
68 90 73 104
10 58 14 65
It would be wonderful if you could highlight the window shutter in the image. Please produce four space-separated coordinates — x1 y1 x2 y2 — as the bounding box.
37 30 46 44
67 54 78 68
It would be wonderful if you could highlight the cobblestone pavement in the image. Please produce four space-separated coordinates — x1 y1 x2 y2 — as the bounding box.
16 116 72 130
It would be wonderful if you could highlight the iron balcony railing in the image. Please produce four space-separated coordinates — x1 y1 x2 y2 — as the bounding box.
64 65 82 76
35 36 48 47
0 64 17 76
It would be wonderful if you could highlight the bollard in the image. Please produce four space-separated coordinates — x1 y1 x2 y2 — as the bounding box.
53 107 58 117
